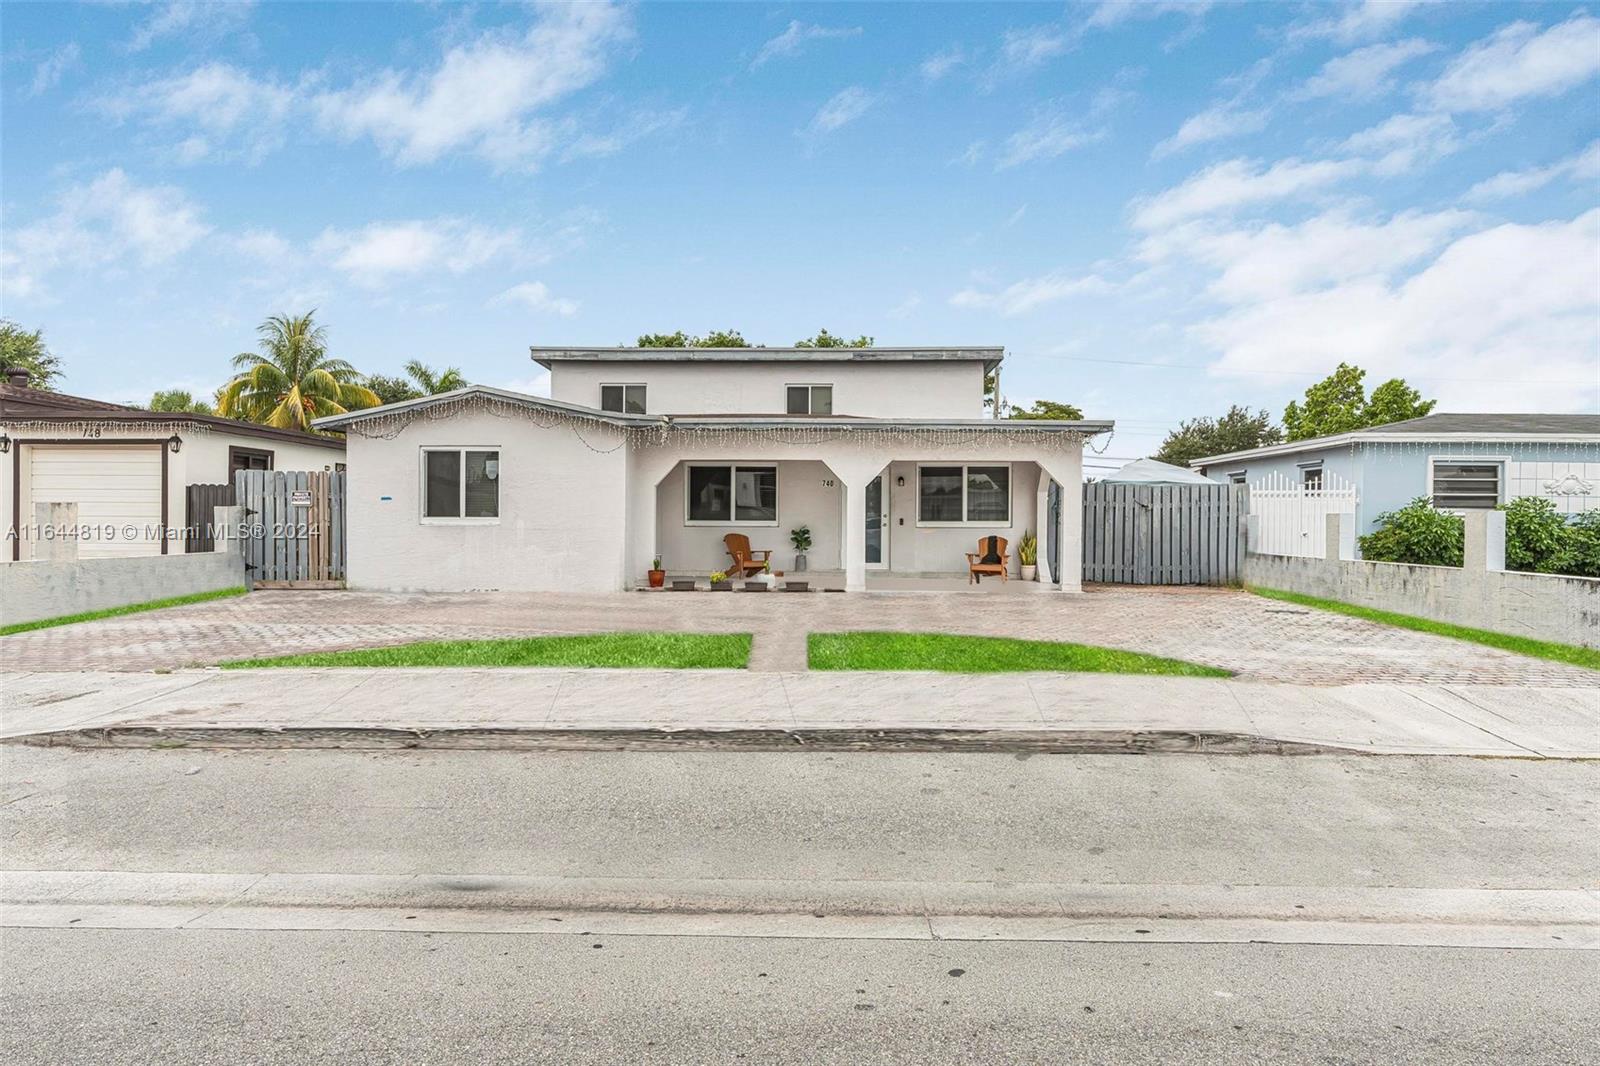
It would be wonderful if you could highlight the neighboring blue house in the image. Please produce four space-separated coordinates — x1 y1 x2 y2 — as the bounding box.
1191 413 1600 534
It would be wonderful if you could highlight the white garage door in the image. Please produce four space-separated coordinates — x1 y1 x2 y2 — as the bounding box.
29 445 164 558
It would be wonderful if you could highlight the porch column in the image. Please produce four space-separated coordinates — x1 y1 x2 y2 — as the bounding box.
1040 449 1084 593
1035 476 1054 585
843 476 868 592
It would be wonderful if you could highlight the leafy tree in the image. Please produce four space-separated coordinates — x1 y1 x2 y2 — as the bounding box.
1007 399 1084 421
0 319 63 390
1562 511 1600 578
403 359 467 395
1358 498 1464 567
364 374 423 406
635 330 751 347
148 389 215 415
795 329 872 348
219 312 380 433
1154 406 1283 467
1283 363 1436 441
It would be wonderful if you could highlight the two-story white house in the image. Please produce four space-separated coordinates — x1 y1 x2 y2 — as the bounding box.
315 346 1112 593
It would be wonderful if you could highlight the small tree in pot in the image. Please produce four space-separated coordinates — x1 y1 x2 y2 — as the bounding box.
648 555 665 588
790 525 812 571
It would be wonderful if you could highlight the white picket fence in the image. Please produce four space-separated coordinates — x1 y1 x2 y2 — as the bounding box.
1249 471 1358 558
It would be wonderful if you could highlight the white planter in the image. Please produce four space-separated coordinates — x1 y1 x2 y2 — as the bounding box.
1020 565 1037 581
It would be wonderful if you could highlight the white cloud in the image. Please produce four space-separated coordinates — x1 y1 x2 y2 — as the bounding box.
1192 210 1600 411
996 107 1102 169
886 293 923 319
490 281 579 317
1465 141 1600 202
312 220 520 286
1289 0 1425 45
1000 25 1070 68
2 169 211 299
1295 38 1438 100
950 272 1114 315
1131 156 1361 230
1086 2 1212 30
561 108 686 161
1422 13 1600 112
920 47 966 81
234 228 291 264
497 371 553 397
805 87 874 135
1152 105 1269 158
102 62 295 162
128 1 256 52
1338 111 1458 174
312 2 631 167
751 21 861 67
29 43 81 97
1141 209 1477 303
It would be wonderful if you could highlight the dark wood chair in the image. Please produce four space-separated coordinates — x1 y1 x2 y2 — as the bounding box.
965 536 1010 584
724 533 773 578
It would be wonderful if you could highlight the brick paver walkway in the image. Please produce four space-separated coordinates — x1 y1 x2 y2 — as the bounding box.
3 586 1595 686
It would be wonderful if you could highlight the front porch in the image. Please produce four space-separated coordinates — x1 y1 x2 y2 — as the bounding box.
634 447 1084 592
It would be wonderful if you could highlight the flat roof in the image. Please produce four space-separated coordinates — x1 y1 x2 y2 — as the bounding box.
531 346 1005 370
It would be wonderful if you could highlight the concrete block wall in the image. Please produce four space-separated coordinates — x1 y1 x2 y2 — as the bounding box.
0 552 246 627
1243 511 1600 649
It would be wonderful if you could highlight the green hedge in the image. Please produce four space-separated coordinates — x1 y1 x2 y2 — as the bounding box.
1359 496 1599 577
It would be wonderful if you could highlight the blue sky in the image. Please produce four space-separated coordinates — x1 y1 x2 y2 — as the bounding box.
2 0 1597 463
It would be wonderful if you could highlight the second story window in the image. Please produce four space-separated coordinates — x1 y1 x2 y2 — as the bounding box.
786 384 833 415
600 384 646 414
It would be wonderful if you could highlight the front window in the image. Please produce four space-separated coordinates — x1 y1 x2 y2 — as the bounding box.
600 384 647 414
229 446 273 474
423 448 499 520
1432 460 1502 510
687 464 778 524
785 384 833 415
918 464 1011 525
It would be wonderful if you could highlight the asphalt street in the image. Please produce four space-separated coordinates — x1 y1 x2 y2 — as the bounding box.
3 746 1597 1064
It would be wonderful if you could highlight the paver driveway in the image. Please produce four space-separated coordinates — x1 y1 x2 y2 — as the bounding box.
2 586 1595 686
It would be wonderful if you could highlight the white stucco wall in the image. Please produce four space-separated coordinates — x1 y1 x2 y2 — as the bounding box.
549 360 986 419
881 460 1041 574
342 410 629 592
1 420 342 560
653 460 843 573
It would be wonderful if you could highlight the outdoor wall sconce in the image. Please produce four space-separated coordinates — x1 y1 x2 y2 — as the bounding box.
167 433 183 454
0 432 9 454
896 475 905 487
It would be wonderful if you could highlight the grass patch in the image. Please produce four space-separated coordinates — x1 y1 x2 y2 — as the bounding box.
1249 587 1600 672
0 586 247 637
807 631 1230 676
224 632 753 670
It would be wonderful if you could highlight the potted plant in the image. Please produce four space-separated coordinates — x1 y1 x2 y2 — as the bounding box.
1017 532 1038 581
647 556 665 588
745 560 774 591
709 570 732 591
790 525 812 571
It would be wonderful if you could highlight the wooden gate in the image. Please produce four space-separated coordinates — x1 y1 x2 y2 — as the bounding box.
184 482 235 552
234 469 346 587
1082 482 1246 585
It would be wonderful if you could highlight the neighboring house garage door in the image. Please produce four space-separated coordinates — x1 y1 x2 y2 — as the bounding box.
29 445 163 558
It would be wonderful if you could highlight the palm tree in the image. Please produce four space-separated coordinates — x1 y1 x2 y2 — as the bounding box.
403 359 468 395
219 312 379 432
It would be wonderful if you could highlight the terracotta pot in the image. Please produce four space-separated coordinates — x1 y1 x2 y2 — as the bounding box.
647 570 665 588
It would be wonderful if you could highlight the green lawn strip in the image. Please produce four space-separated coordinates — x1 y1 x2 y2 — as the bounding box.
224 632 753 669
0 586 248 637
807 631 1230 677
1249 586 1600 672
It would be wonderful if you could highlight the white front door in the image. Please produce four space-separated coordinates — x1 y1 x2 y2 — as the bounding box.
865 475 889 570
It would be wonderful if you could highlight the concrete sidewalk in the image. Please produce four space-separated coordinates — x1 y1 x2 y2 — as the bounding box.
3 669 1596 757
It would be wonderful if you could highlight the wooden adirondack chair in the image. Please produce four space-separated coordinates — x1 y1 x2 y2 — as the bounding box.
965 536 1010 584
724 533 773 578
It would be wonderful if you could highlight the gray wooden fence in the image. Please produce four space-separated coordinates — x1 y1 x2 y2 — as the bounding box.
234 469 346 587
184 482 235 553
1082 482 1247 585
